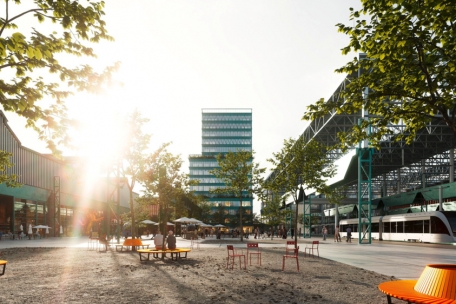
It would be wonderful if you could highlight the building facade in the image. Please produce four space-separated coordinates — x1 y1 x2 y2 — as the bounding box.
0 111 131 237
189 109 253 228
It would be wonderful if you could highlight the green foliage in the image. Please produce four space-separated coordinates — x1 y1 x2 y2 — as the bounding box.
118 110 151 238
303 0 456 148
267 138 336 246
0 150 21 187
0 1 120 155
261 194 288 228
209 150 265 241
140 142 192 242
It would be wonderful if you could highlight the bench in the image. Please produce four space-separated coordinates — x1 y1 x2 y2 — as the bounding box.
0 260 7 276
378 264 456 304
137 248 191 261
115 239 150 251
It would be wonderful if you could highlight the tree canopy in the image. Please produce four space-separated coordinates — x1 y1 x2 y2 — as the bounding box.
209 150 265 241
0 150 21 187
0 0 119 154
266 138 336 246
303 0 456 148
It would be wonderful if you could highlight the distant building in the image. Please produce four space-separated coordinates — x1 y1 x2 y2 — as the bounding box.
0 111 132 237
189 109 253 228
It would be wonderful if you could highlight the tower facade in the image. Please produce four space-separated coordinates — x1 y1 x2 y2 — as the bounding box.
189 108 253 227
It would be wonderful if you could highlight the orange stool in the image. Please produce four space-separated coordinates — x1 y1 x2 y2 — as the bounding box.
378 264 456 304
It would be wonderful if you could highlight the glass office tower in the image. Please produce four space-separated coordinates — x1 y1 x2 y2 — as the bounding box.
189 109 253 227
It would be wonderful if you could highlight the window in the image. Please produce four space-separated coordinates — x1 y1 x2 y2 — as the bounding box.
371 223 379 232
383 222 390 233
405 220 423 233
430 216 450 235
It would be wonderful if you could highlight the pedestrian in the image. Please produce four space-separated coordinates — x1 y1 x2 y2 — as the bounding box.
334 226 341 242
346 227 352 243
322 226 327 241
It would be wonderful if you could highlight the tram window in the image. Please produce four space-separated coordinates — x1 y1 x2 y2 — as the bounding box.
431 216 450 235
441 212 456 236
371 223 379 232
383 222 390 233
353 224 358 232
405 220 423 233
423 220 430 233
395 222 404 233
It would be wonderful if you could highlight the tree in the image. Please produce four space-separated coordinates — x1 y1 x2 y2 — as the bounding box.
261 193 289 240
0 150 21 187
267 138 336 248
210 150 265 242
141 142 190 256
0 1 119 154
118 110 151 239
303 1 456 148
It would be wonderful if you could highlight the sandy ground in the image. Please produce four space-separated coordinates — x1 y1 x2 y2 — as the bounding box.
0 240 399 304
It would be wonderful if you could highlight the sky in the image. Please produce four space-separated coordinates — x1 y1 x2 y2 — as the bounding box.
2 0 363 214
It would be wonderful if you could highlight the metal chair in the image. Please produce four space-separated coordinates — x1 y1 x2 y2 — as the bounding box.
87 232 99 250
286 240 296 255
282 246 299 271
190 237 200 250
304 241 319 258
247 243 261 266
226 245 246 269
0 260 7 276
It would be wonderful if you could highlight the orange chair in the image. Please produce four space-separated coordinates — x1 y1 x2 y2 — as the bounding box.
0 260 6 276
226 245 246 269
304 241 319 258
247 243 261 266
282 246 299 271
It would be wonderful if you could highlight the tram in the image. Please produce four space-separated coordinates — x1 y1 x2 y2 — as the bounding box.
339 211 456 243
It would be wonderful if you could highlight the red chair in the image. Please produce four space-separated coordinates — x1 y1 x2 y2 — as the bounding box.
285 240 296 255
304 241 319 258
282 246 299 271
247 243 261 266
226 245 246 269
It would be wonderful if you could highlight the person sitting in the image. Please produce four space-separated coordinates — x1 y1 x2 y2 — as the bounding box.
154 231 164 250
166 231 176 250
20 232 27 239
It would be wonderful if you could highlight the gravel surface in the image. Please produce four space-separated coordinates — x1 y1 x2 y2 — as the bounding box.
0 245 399 304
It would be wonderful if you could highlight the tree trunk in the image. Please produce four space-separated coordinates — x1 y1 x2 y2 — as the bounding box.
294 198 299 249
129 188 137 251
239 195 243 242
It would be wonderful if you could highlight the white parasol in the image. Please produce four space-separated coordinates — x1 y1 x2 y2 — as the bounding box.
60 225 63 234
28 224 32 234
46 226 50 234
214 224 225 228
173 217 192 223
20 224 23 231
33 225 48 229
140 220 156 224
153 222 175 226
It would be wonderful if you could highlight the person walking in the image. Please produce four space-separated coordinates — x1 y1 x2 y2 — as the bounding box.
334 226 341 242
322 226 328 241
346 227 352 243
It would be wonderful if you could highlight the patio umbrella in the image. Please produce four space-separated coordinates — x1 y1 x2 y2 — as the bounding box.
33 225 48 229
154 222 175 226
46 226 50 234
140 220 156 224
188 218 202 224
60 226 63 234
214 224 225 228
173 217 192 223
20 224 23 231
28 224 32 234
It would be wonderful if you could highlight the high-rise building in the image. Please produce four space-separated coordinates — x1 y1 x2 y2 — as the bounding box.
189 108 253 227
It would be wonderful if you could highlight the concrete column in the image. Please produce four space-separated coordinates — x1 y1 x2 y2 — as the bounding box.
439 186 443 211
421 160 426 188
450 149 454 183
334 204 339 229
382 173 387 197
